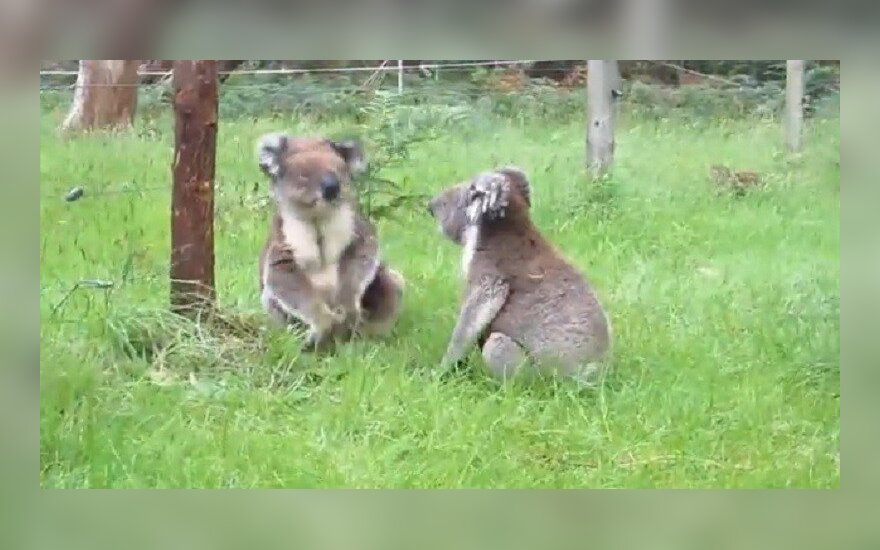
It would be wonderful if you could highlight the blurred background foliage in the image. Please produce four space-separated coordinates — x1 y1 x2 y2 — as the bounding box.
39 60 840 123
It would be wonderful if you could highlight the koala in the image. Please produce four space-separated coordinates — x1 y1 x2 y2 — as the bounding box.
427 167 612 384
257 133 404 351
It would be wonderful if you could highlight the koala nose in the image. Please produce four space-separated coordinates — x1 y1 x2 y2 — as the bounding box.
320 173 341 201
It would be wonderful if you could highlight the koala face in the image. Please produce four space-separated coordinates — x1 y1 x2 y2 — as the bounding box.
257 133 366 217
428 167 532 243
427 183 469 244
272 150 351 214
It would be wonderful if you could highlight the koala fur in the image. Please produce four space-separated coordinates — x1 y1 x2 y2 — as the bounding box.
257 133 403 350
427 167 611 384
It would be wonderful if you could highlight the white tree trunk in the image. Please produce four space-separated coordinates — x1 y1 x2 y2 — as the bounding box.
61 60 139 133
785 60 806 153
587 60 615 176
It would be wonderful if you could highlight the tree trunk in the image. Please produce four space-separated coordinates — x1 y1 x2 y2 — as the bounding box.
785 60 806 153
61 60 139 133
170 61 218 317
587 60 615 177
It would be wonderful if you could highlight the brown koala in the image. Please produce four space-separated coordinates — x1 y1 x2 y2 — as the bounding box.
427 167 612 384
256 133 404 350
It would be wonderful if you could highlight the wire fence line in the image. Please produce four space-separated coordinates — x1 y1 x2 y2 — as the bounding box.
39 81 549 91
43 261 268 315
38 60 794 84
47 182 273 202
47 186 262 204
46 179 426 207
50 185 170 202
39 61 823 95
41 59 538 77
46 188 427 221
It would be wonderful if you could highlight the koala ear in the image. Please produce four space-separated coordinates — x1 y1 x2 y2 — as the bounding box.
495 166 531 207
256 132 289 178
330 139 367 176
466 172 510 224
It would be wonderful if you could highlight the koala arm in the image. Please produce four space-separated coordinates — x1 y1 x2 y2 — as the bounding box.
263 248 344 347
439 274 509 372
335 219 381 325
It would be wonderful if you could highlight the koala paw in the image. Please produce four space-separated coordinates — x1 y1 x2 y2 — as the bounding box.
301 330 334 353
301 331 321 352
466 172 510 224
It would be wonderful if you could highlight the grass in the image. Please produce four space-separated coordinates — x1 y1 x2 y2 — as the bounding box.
39 104 839 488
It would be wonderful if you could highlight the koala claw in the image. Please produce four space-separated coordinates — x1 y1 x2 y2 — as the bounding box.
301 329 333 353
437 357 468 379
301 332 320 352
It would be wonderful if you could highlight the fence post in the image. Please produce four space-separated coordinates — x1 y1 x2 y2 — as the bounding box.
397 60 404 94
170 60 218 317
785 60 806 153
587 60 615 177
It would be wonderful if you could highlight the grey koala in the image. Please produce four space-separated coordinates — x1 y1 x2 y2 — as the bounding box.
427 167 612 384
257 133 404 351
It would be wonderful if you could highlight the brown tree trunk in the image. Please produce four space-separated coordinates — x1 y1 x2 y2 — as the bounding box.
61 60 139 133
170 61 218 317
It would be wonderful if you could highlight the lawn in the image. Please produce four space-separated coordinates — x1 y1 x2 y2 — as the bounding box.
39 103 840 488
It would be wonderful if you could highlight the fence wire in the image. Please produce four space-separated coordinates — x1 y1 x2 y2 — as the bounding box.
39 60 546 89
41 59 538 76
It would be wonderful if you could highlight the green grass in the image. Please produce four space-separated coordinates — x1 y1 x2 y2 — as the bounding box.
39 107 839 488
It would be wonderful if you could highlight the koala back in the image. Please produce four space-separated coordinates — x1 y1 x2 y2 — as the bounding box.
462 170 611 369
